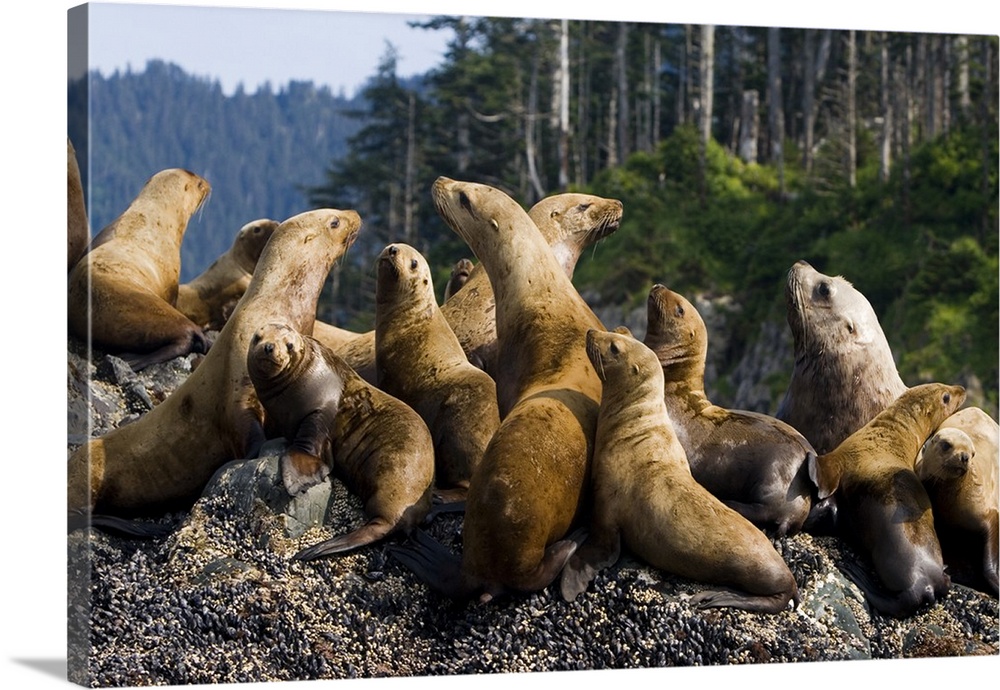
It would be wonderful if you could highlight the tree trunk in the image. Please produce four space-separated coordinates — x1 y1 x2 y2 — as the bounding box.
557 18 570 189
767 27 784 194
699 24 715 146
652 35 662 149
846 29 857 188
677 25 691 126
616 22 630 162
739 90 759 163
404 91 416 243
879 33 892 183
957 35 971 121
525 55 545 202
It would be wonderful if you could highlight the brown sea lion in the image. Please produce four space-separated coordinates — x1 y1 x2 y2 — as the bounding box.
776 260 908 455
67 168 212 370
374 243 499 503
175 218 279 330
313 191 623 382
810 383 966 618
560 328 800 613
67 208 361 527
67 138 89 271
389 178 606 601
915 407 999 597
643 284 816 536
442 257 474 303
245 323 434 557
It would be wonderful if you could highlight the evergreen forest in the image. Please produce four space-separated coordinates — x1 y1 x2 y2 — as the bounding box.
69 18 999 415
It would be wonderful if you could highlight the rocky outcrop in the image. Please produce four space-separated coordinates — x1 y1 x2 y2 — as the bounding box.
67 340 998 687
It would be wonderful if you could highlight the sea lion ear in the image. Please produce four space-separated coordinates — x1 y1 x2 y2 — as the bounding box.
613 326 633 337
809 453 841 500
490 218 500 232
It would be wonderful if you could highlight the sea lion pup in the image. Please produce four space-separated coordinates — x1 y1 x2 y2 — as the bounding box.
374 243 499 503
643 285 816 536
776 260 908 455
810 383 967 618
245 323 434 557
67 209 361 531
389 178 606 602
176 218 279 330
915 407 999 597
312 191 623 382
67 138 89 271
67 168 213 370
442 257 474 303
560 329 800 613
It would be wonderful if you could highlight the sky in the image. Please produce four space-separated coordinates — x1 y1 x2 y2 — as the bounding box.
78 2 456 97
2 1 999 690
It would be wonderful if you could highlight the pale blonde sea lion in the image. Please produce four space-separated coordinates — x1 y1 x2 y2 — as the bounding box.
67 138 89 271
67 168 212 370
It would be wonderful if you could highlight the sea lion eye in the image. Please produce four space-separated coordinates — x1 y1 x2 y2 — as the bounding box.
940 440 953 453
943 393 951 404
410 258 419 270
576 203 592 212
286 341 295 353
251 332 261 345
674 305 685 318
459 191 473 213
329 217 340 229
610 342 620 356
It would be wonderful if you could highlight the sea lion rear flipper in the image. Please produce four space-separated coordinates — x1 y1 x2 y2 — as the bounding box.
688 587 797 614
838 558 935 618
293 517 392 560
559 529 619 602
387 528 476 599
68 510 175 538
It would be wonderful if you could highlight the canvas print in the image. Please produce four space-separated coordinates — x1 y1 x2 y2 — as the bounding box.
67 1 998 687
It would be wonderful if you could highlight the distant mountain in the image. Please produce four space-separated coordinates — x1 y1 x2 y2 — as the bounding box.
68 60 367 281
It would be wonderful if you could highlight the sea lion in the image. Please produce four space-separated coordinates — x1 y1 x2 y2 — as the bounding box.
810 383 966 618
915 407 999 597
643 284 816 536
67 208 361 526
389 178 606 601
175 218 279 330
67 168 213 370
442 257 474 303
67 138 89 271
312 191 623 382
246 323 434 557
560 329 800 614
374 243 500 502
776 260 908 455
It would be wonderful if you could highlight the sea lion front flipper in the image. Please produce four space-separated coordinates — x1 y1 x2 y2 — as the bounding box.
688 587 797 614
281 408 336 496
559 528 620 602
386 528 477 599
983 509 999 597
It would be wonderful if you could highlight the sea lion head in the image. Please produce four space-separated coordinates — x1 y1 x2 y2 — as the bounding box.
643 284 708 371
449 258 474 286
528 193 623 274
247 322 308 385
918 427 976 481
784 260 885 357
431 177 525 262
231 219 279 273
376 243 435 312
586 328 658 386
146 168 212 217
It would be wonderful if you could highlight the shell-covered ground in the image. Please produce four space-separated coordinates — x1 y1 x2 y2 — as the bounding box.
67 343 999 687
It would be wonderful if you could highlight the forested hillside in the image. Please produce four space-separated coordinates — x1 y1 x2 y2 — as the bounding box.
68 60 366 280
306 20 998 415
69 20 998 415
